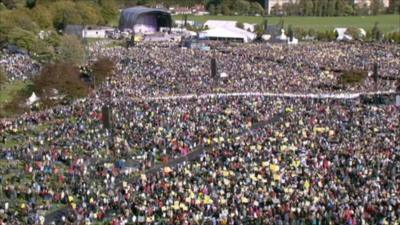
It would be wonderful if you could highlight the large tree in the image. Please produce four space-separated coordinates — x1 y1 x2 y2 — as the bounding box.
99 0 118 25
7 27 39 52
388 0 400 13
33 62 89 99
370 0 384 15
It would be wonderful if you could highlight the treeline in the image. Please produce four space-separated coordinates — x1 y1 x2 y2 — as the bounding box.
206 0 264 16
270 0 400 16
206 0 400 16
0 0 119 60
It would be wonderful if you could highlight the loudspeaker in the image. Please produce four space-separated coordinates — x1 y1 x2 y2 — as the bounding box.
211 58 217 78
102 105 112 129
373 63 379 84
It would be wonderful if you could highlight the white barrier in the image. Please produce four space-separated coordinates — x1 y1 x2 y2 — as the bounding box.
144 90 396 101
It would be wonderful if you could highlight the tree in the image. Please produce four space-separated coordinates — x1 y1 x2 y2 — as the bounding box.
221 3 230 15
99 0 118 25
304 0 313 16
287 24 294 41
29 5 53 29
371 22 382 41
370 0 384 15
57 35 86 66
343 4 354 15
90 57 115 85
388 0 400 13
51 1 82 30
33 62 89 100
0 8 39 33
232 0 250 15
7 27 39 52
254 23 264 38
32 38 56 62
335 0 346 16
215 4 222 14
208 4 216 15
25 0 36 9
249 2 264 15
75 1 104 25
326 0 336 16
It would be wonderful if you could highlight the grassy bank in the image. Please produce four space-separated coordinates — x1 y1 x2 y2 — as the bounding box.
173 14 400 32
0 81 32 118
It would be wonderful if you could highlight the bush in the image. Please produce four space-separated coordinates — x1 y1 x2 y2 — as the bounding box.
339 70 367 85
345 27 364 41
384 32 400 44
316 30 337 41
293 27 307 40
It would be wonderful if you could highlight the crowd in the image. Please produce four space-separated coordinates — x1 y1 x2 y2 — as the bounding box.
0 51 40 81
89 42 399 97
0 41 399 224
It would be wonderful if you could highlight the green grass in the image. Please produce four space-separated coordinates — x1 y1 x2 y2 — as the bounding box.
173 14 400 32
0 80 32 118
0 81 28 105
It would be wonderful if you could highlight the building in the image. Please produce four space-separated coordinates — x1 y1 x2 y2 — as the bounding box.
82 26 114 39
64 25 114 39
264 0 299 14
353 0 389 8
119 6 172 34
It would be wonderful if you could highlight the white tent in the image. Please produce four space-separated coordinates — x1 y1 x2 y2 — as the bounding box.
334 27 366 41
204 20 255 32
276 29 287 41
26 92 39 105
335 28 352 41
288 37 299 45
200 27 256 43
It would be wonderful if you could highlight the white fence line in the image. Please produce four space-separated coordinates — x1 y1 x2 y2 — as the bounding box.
144 90 397 101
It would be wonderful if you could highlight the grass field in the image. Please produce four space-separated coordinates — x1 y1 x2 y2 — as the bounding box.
0 81 28 105
173 14 400 32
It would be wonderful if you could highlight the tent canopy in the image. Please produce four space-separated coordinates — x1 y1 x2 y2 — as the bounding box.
200 27 256 43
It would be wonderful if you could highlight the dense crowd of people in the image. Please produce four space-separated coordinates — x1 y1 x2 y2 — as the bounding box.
0 41 399 224
0 51 40 81
89 42 399 97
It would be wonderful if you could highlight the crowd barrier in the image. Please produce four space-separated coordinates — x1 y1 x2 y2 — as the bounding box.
144 90 397 101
